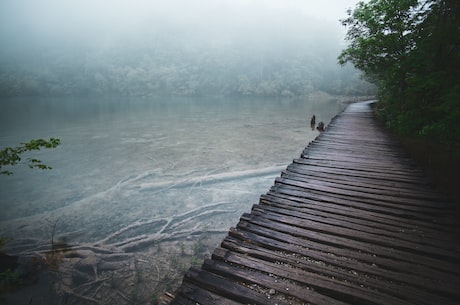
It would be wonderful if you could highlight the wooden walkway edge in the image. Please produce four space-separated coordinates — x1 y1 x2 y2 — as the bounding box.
169 101 460 305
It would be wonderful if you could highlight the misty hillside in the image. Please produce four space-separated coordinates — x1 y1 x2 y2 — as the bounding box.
0 0 374 98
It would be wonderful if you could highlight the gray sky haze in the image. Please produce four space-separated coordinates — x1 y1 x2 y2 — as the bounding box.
0 0 359 45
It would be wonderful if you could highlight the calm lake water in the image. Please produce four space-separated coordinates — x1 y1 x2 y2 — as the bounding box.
0 95 345 304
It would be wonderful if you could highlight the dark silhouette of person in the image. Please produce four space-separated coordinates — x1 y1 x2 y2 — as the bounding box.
317 121 325 131
310 115 316 130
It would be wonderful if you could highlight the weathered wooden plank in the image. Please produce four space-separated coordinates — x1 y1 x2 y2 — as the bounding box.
274 176 442 209
204 254 354 305
234 221 441 287
307 143 412 159
272 183 456 229
271 182 456 229
307 141 411 156
219 238 459 305
311 134 404 146
281 169 445 202
276 176 451 215
302 150 412 165
173 282 243 305
275 176 452 213
267 183 458 231
250 205 458 261
317 133 399 144
296 156 425 176
224 230 460 299
288 159 426 189
309 136 404 148
181 267 284 305
255 201 452 250
237 216 460 276
262 192 430 230
168 294 195 305
259 194 457 244
292 159 431 185
270 184 442 223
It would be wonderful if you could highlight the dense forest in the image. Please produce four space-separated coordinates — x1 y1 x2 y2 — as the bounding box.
339 0 459 144
0 43 372 98
0 2 374 98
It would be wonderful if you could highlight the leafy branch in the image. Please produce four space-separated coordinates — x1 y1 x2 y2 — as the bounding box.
0 138 61 175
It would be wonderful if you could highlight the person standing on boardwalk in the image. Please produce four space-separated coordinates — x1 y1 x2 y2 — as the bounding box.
317 121 325 131
310 115 316 130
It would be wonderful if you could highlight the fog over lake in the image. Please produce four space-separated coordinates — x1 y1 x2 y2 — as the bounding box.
0 0 370 304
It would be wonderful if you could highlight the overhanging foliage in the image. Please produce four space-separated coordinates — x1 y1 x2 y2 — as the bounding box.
339 0 460 144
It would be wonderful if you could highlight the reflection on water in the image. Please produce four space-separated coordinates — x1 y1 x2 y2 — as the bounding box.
0 95 345 304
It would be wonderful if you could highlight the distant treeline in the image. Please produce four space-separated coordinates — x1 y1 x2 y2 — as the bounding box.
0 44 374 98
340 0 460 144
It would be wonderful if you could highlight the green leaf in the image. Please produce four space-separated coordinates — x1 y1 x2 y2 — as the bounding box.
1 138 61 175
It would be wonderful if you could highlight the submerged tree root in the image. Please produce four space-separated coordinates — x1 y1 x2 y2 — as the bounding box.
6 201 235 305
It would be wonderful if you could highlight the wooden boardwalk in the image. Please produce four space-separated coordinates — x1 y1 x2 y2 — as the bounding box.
169 101 460 305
